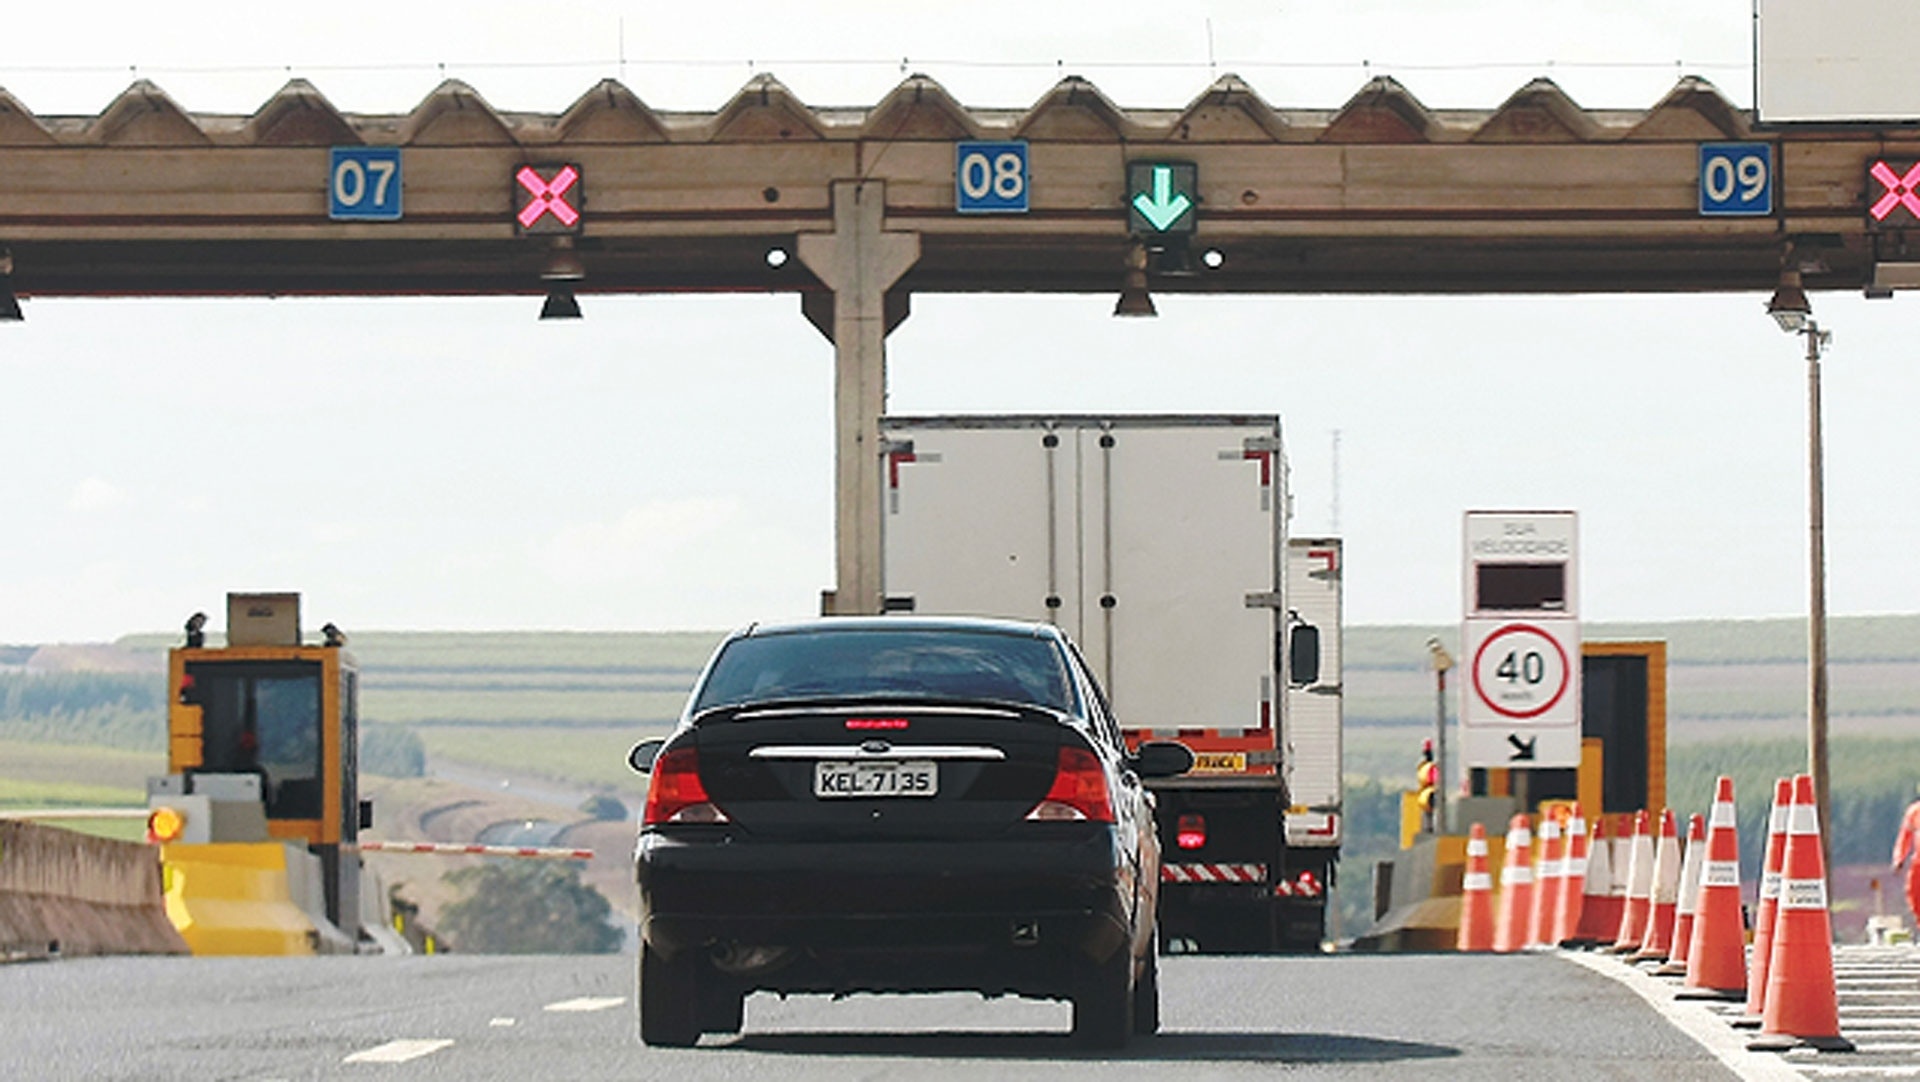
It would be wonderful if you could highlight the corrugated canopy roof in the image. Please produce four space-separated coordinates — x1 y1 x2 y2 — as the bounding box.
0 73 1754 147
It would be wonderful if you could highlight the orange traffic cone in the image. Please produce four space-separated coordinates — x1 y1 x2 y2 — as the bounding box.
1747 775 1854 1053
1572 813 1615 946
1738 778 1795 1026
1611 810 1653 952
1457 822 1495 952
1528 813 1564 948
1679 776 1746 1000
1552 807 1588 946
1605 816 1632 939
1492 814 1534 953
1634 809 1682 961
1657 812 1707 976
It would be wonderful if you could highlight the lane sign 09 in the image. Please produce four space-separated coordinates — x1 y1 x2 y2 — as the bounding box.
1698 142 1772 217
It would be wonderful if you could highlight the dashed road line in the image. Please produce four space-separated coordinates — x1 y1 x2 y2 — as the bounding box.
343 1038 455 1064
543 996 627 1013
488 1017 516 1027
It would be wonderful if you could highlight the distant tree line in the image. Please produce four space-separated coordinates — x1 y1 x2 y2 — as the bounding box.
439 862 623 954
0 670 426 779
0 672 165 749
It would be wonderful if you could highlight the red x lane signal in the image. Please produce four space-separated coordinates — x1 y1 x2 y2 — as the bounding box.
1868 159 1920 226
514 163 583 235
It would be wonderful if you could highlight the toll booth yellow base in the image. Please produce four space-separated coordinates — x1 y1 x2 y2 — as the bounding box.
1354 831 1510 952
159 842 317 956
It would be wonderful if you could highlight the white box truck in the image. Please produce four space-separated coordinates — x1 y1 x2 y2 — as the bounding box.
877 414 1342 952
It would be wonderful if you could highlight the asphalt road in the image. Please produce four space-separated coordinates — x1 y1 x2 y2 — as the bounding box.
0 951 1743 1081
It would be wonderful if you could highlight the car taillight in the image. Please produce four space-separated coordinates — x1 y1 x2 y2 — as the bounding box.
1024 744 1115 823
1176 813 1207 850
642 746 729 825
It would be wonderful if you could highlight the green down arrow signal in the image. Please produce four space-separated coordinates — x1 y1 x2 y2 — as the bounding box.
1131 164 1193 231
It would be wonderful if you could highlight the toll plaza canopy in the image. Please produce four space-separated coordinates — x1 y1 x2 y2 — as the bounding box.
0 72 1915 298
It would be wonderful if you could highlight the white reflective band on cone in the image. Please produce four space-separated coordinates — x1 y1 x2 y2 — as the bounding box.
1760 870 1782 899
1703 861 1740 887
1503 867 1533 885
1709 802 1737 827
1770 804 1789 829
1781 878 1828 910
1564 856 1588 875
1467 839 1488 856
1787 803 1819 835
1464 872 1493 891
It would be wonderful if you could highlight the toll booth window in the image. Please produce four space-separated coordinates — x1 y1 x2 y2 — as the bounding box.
1475 563 1567 611
184 662 324 820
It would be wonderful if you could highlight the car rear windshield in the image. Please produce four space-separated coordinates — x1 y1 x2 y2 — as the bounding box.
692 629 1076 714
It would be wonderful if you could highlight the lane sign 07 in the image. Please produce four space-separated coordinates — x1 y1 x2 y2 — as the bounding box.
955 141 1029 214
329 147 402 221
1698 142 1772 217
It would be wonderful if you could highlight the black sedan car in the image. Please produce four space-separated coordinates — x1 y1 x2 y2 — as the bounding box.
630 617 1192 1048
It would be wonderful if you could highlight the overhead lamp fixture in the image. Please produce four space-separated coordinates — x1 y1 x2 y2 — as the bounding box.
0 247 20 323
766 246 791 269
1766 264 1811 334
1113 243 1156 318
537 237 584 321
539 287 582 320
1200 247 1226 270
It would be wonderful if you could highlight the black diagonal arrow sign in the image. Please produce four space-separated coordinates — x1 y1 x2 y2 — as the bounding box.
1507 734 1537 762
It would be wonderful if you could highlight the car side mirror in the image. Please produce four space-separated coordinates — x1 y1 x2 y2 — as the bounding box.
628 738 665 775
1132 740 1195 779
1287 623 1321 687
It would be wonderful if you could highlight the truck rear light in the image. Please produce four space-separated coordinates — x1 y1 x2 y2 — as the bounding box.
1024 745 1115 823
1176 813 1207 850
642 746 730 825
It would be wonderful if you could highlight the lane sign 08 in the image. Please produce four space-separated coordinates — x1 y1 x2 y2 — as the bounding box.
956 141 1029 214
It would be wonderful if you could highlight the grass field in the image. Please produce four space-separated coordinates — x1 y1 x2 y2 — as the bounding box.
0 615 1912 796
414 725 667 794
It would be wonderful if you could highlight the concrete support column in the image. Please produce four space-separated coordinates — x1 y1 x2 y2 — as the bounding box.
797 180 919 615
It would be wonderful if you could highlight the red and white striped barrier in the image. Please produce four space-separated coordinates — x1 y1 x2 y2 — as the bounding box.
1162 863 1265 884
350 841 594 861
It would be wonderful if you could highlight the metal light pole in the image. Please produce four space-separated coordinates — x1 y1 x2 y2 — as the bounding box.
1803 320 1834 871
1767 260 1833 872
1426 637 1454 833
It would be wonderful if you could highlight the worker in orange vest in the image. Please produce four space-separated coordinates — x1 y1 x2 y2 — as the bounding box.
1896 782 1920 927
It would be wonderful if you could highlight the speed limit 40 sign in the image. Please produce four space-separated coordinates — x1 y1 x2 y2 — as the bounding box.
1461 617 1581 767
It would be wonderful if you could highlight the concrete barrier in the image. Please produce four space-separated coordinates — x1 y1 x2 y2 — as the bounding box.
0 820 188 960
159 842 318 956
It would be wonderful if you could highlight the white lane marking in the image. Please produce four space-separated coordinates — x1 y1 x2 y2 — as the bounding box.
1796 1067 1920 1078
543 996 627 1013
1559 952 1806 1082
488 1017 516 1027
343 1039 454 1064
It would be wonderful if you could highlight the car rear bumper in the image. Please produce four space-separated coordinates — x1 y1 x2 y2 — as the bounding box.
636 828 1133 991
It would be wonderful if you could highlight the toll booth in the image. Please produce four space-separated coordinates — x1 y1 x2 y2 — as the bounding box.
1472 640 1668 832
163 593 362 935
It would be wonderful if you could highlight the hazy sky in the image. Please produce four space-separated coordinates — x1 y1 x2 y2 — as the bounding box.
3 2 1914 641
